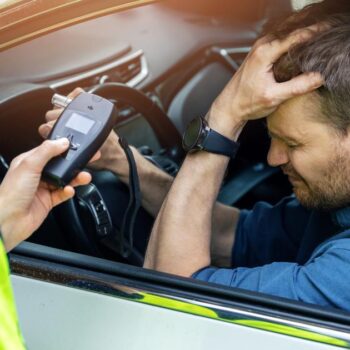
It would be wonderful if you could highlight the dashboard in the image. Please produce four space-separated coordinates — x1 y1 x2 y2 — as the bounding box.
0 2 260 163
0 3 258 86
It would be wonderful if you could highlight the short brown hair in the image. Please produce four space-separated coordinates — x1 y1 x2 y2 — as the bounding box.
267 1 350 133
264 0 350 38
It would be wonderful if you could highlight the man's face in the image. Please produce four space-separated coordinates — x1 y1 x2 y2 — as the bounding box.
267 92 350 210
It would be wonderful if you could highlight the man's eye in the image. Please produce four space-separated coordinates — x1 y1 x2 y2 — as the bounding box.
287 143 299 149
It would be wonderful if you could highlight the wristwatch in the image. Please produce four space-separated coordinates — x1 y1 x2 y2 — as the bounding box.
182 116 239 158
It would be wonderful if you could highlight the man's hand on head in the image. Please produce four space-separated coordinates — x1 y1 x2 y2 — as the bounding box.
208 25 325 140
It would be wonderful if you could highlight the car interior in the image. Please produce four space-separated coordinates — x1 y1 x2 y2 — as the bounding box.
2 0 350 331
0 0 293 263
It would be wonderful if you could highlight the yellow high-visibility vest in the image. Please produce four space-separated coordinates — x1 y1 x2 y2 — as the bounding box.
0 239 25 350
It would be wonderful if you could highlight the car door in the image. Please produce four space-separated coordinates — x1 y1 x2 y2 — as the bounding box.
11 243 350 350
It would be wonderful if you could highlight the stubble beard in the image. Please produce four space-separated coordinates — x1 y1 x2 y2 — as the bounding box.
284 151 350 211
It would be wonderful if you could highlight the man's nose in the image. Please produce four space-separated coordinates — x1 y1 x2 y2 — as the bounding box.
267 139 289 167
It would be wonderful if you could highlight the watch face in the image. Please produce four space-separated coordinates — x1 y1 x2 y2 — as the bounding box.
182 117 202 150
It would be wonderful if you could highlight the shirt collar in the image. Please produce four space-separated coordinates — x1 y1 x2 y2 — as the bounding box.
332 206 350 228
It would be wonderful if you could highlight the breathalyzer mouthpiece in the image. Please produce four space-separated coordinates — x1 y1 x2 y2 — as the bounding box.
51 94 73 109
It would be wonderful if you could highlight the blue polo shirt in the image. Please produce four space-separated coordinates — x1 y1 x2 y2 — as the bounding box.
193 196 350 311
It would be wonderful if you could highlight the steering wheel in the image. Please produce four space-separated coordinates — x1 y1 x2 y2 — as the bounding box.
91 83 182 147
54 83 182 265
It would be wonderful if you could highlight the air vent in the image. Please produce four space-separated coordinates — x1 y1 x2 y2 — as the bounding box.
114 56 142 84
51 49 148 90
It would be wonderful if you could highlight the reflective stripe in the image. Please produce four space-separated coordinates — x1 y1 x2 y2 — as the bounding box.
137 292 349 348
234 320 348 348
0 239 25 349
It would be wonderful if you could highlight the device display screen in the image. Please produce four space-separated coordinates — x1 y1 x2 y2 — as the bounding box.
66 113 95 134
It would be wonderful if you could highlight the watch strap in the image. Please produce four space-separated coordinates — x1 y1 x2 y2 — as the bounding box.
201 127 239 158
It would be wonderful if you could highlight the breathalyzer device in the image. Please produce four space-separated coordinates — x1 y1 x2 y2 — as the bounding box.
43 92 118 187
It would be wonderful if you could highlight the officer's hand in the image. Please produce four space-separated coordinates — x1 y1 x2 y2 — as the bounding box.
208 25 325 136
39 87 130 179
0 139 92 251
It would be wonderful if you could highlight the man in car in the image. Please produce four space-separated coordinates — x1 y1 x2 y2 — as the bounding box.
41 1 350 311
0 137 95 348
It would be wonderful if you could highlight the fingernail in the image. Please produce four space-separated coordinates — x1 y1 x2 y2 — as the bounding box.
56 138 70 146
42 126 50 137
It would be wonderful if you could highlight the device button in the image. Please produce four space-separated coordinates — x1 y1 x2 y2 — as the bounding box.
66 134 79 150
70 143 79 151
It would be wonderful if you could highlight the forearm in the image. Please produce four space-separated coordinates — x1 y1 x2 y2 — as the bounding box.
108 148 173 217
211 203 240 267
143 110 245 276
144 151 231 276
108 143 239 267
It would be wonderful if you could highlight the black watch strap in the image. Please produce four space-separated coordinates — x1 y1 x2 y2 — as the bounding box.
202 128 239 158
183 116 240 158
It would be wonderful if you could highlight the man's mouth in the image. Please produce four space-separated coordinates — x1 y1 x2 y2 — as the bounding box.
282 169 302 183
287 175 302 183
